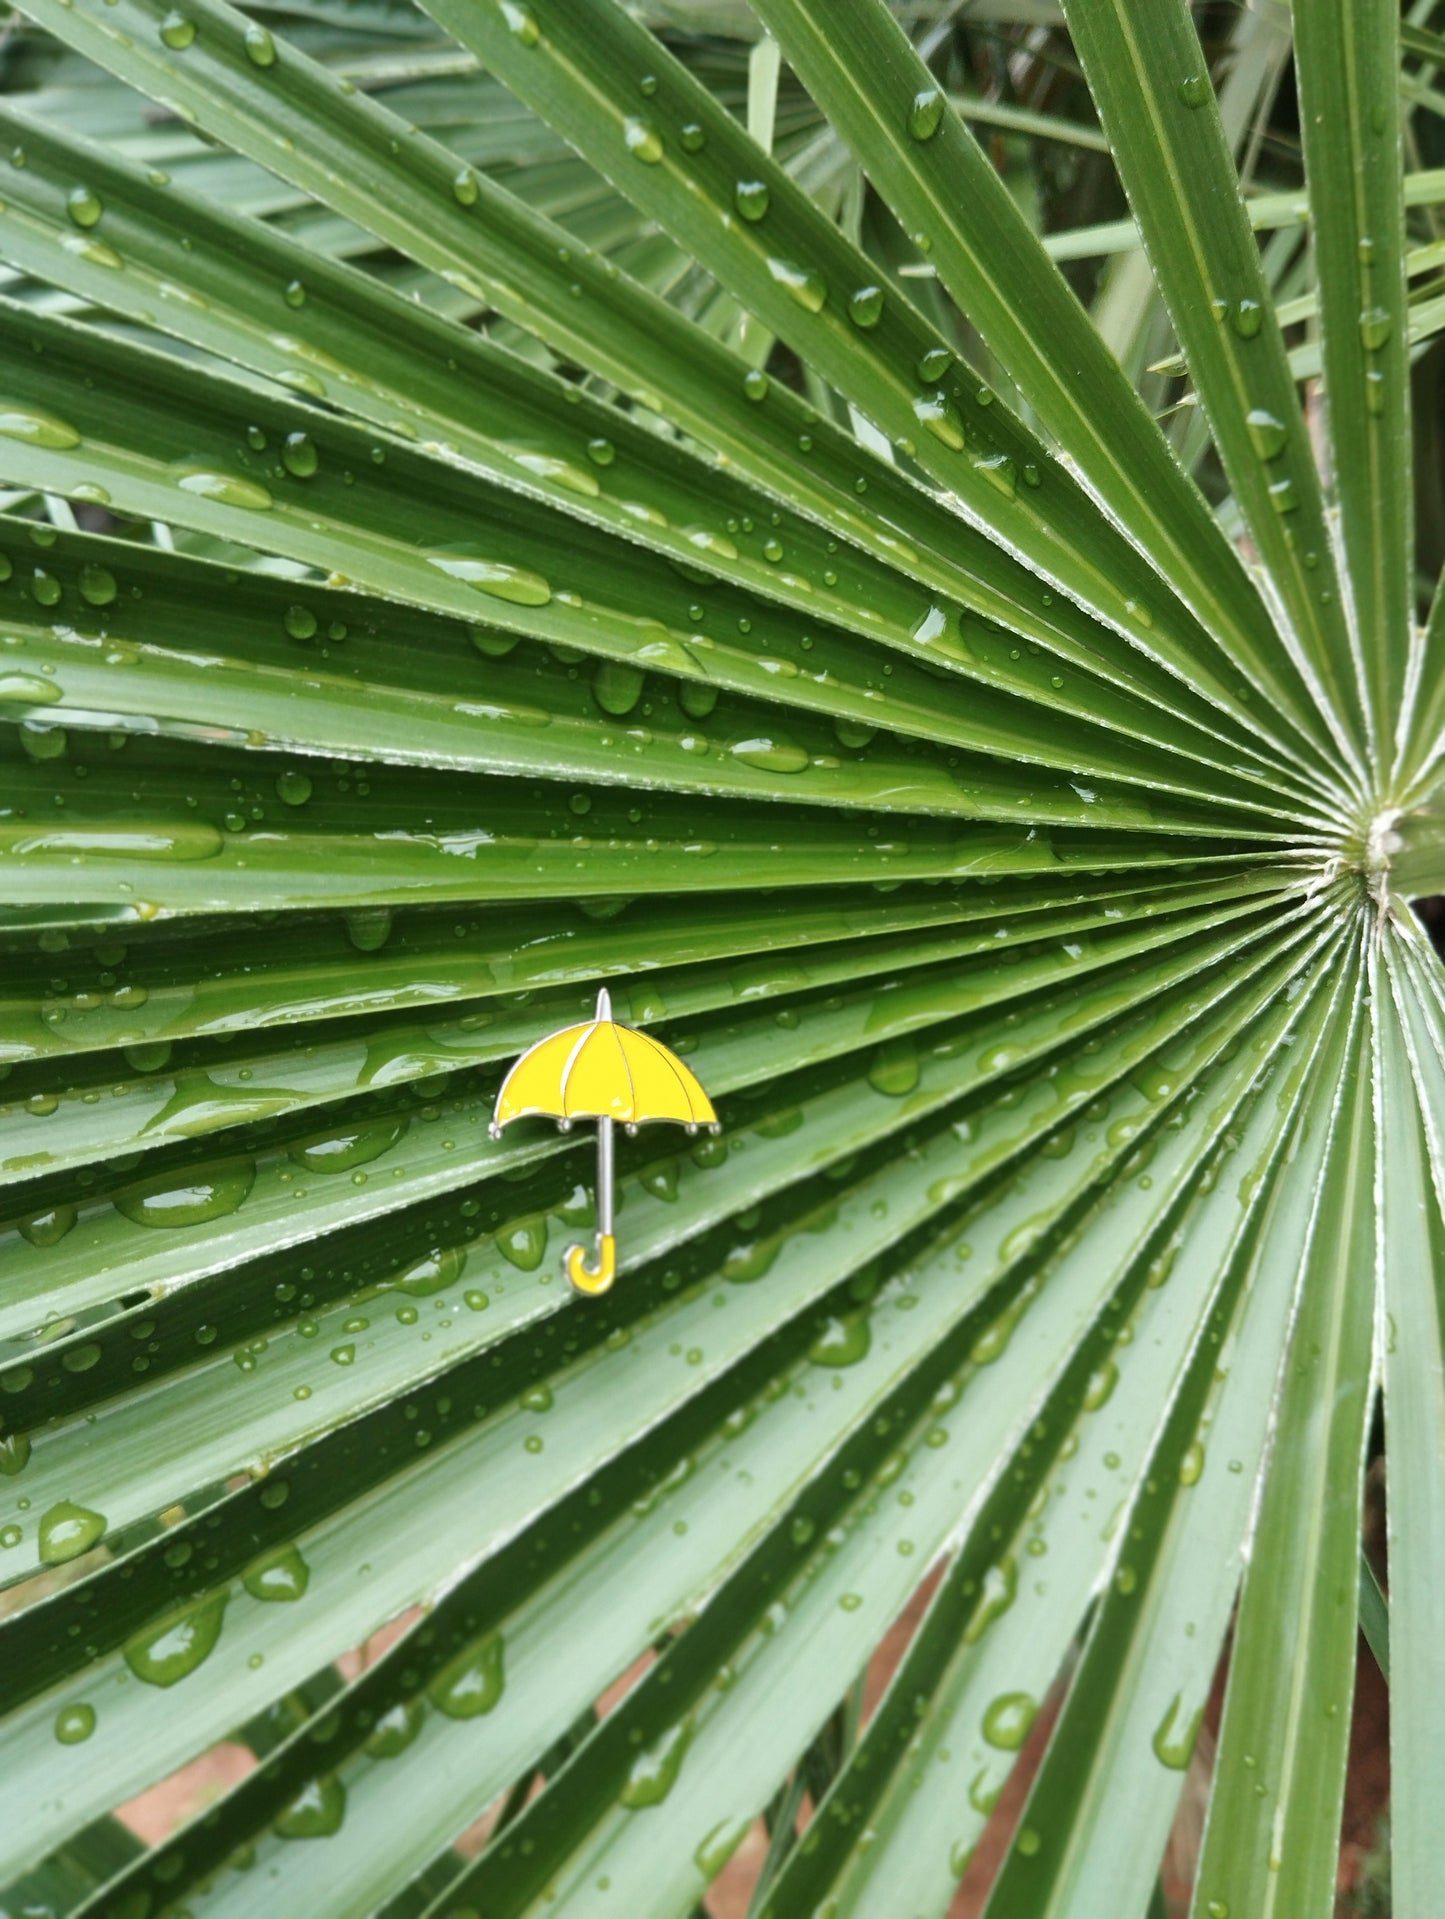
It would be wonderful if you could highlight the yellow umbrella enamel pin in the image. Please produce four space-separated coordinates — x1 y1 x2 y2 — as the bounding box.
489 988 719 1295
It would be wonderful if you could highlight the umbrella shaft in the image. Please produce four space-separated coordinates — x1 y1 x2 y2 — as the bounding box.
596 1117 615 1237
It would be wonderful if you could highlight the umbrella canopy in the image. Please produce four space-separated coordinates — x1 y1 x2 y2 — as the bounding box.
490 987 717 1135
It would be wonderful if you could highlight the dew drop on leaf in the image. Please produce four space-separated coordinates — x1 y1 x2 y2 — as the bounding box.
243 1542 310 1601
808 1309 872 1368
620 1717 693 1806
1359 305 1393 350
276 1774 346 1839
730 736 809 774
1244 408 1287 460
244 22 276 65
54 1703 96 1745
735 179 770 221
623 117 663 164
908 88 945 141
426 551 552 606
0 408 81 449
275 769 312 806
67 186 103 228
79 564 118 606
981 1691 1037 1750
117 1160 255 1227
428 1634 505 1718
38 1501 106 1566
593 660 645 716
499 1 540 46
176 470 273 511
281 431 319 478
765 257 827 313
848 284 884 328
124 1591 228 1687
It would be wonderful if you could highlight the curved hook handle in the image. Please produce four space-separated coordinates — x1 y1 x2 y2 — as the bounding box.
565 1232 617 1296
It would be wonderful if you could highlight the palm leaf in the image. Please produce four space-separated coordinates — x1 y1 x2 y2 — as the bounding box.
1 1 1441 1916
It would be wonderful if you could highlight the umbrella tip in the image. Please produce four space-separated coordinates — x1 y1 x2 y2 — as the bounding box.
595 985 613 1022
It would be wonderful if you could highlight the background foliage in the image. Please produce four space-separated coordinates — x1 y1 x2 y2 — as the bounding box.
1 0 1444 1914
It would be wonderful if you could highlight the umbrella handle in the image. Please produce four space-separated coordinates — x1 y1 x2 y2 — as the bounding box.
566 1233 616 1295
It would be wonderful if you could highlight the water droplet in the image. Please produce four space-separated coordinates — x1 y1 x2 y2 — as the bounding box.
621 1717 693 1806
0 1433 31 1476
963 1556 1017 1643
1179 1440 1205 1486
124 1591 227 1686
974 451 1016 498
593 660 645 716
55 1702 96 1744
809 1309 871 1367
735 178 770 221
394 1245 466 1296
1231 299 1263 340
586 436 616 467
284 604 318 641
1015 1826 1041 1857
500 1 540 47
1153 1691 1204 1768
244 21 276 64
117 1159 255 1227
292 1118 407 1175
1267 476 1298 514
765 257 827 312
79 563 118 605
1359 305 1393 350
38 1501 107 1565
624 117 663 164
730 736 809 774
498 1215 548 1270
868 1035 919 1096
0 407 81 449
281 431 318 478
275 768 312 806
18 1203 76 1246
276 1775 346 1839
427 551 551 605
908 88 945 141
913 390 965 451
1082 1359 1117 1411
345 906 392 952
680 122 706 152
0 670 62 706
176 470 273 510
982 1691 1037 1750
366 1699 425 1758
742 368 769 402
1245 408 1287 459
848 284 884 328
1177 74 1209 108
428 1634 505 1717
694 1817 750 1878
67 186 103 228
158 9 195 47
243 1542 310 1601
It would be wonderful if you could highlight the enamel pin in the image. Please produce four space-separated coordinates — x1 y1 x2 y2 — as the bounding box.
489 988 719 1295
